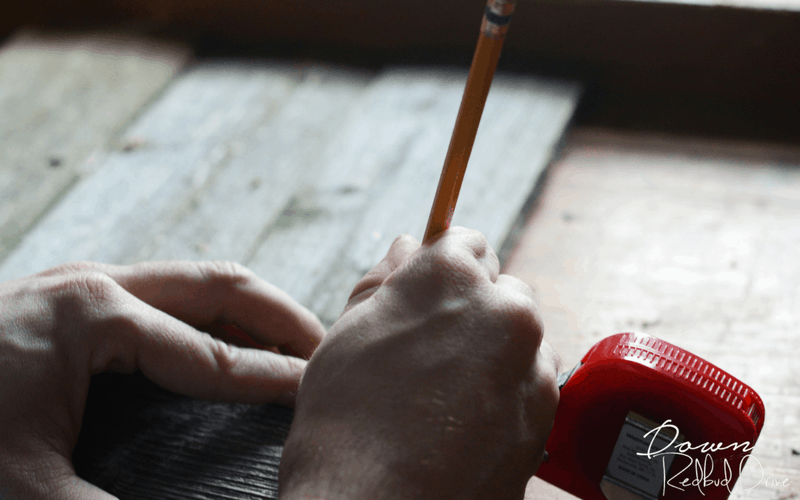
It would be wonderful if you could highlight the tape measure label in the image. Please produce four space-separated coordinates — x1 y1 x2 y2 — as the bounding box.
601 412 684 500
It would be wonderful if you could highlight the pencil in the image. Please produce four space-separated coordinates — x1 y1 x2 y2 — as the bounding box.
422 0 519 243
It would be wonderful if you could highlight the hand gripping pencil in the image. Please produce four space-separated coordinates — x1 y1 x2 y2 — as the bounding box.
422 0 518 243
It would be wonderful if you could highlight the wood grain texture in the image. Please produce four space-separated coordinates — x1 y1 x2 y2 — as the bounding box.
0 65 580 312
246 70 580 326
141 66 373 266
503 129 800 500
0 28 190 263
73 372 293 500
0 61 305 280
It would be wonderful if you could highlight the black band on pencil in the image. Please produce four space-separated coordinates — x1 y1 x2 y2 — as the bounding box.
484 7 512 26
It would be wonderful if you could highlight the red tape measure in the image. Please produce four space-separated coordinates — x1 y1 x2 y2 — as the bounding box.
536 332 765 500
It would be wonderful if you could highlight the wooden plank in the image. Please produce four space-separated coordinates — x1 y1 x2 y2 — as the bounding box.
73 372 294 500
247 70 581 325
502 129 800 500
0 61 308 281
140 66 373 265
0 28 190 263
1 65 580 303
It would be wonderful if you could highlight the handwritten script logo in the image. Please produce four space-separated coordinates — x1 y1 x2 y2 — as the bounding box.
637 420 790 495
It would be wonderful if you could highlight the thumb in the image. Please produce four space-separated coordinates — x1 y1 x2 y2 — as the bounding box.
49 476 118 500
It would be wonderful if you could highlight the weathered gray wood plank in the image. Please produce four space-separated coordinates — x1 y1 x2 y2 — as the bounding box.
1 65 580 319
0 29 190 262
141 66 373 265
246 70 580 325
0 62 307 281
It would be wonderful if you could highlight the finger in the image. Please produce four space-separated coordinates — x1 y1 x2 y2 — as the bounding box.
495 274 543 326
50 475 118 500
94 286 308 405
533 340 561 427
528 340 561 473
495 274 545 342
207 322 281 352
494 274 538 302
537 340 561 386
80 261 325 360
346 234 420 308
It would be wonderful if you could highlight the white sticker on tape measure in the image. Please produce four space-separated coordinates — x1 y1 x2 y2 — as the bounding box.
602 412 683 500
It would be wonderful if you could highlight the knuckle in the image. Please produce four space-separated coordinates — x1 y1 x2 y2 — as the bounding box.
427 228 495 286
502 293 544 344
46 271 134 339
79 271 117 298
430 240 463 266
449 226 490 257
209 337 233 365
432 239 481 275
469 230 490 254
36 263 123 315
36 260 98 277
198 260 253 288
208 336 241 374
60 271 119 312
394 233 417 246
425 248 478 290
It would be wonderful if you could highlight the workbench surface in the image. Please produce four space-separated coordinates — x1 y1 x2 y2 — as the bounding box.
511 130 800 500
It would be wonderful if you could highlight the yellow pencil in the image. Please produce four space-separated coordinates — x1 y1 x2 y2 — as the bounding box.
423 0 518 243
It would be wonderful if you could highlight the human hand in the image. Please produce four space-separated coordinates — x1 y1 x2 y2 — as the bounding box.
0 261 325 500
279 228 559 500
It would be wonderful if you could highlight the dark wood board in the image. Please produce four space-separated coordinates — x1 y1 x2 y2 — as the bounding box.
5 0 800 108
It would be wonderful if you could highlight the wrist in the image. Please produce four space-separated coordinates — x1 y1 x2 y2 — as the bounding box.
279 423 405 500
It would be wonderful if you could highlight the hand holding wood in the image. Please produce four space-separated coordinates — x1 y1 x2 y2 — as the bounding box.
0 261 325 500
